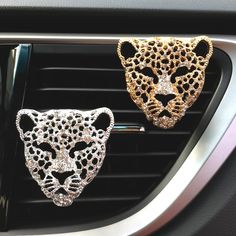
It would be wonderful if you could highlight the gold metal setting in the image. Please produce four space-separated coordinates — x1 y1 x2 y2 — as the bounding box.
117 36 213 129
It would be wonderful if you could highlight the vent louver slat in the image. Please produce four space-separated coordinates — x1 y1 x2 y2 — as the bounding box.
9 43 222 229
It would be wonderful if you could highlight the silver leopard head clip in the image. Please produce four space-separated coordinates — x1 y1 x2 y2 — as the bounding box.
16 108 114 207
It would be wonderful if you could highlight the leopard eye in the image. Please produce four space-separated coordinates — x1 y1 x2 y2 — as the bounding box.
69 141 93 158
140 67 156 78
36 142 56 159
174 66 189 77
170 66 189 83
38 142 54 152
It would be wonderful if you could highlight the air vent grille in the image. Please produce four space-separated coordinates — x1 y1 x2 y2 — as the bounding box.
9 43 221 229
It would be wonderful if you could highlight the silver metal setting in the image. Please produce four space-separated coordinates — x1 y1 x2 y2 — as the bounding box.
4 34 236 235
16 108 114 207
112 123 145 133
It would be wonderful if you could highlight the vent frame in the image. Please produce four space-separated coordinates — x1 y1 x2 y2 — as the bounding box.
0 34 233 235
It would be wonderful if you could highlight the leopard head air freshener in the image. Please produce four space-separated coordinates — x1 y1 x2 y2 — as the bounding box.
117 36 213 129
16 108 114 207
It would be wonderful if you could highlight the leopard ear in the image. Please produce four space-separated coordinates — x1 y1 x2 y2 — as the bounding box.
91 108 114 140
117 39 138 66
16 109 38 140
192 36 213 60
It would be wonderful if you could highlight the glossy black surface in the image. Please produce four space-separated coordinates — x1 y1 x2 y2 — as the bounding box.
0 45 31 230
0 2 235 35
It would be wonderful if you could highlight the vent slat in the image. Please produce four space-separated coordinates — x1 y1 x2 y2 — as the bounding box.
34 88 214 95
110 109 202 115
39 109 202 115
31 65 217 90
17 155 175 175
33 44 118 55
15 174 159 199
39 66 217 72
108 152 177 157
22 173 162 182
35 88 127 92
33 69 125 89
25 90 213 111
18 196 141 205
39 67 124 72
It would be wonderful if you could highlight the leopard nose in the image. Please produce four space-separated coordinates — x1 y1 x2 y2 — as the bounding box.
52 170 75 185
155 94 176 107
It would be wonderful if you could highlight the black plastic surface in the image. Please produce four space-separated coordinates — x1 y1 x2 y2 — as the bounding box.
0 45 31 231
0 1 234 34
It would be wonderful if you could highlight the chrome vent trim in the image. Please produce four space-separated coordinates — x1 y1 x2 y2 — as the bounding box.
1 34 235 236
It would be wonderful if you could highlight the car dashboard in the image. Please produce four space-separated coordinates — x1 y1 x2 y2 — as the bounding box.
0 1 236 236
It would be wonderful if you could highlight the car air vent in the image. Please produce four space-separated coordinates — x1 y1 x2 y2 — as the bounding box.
7 42 227 230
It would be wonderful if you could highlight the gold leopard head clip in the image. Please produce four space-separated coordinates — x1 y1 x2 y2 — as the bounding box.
117 36 213 129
